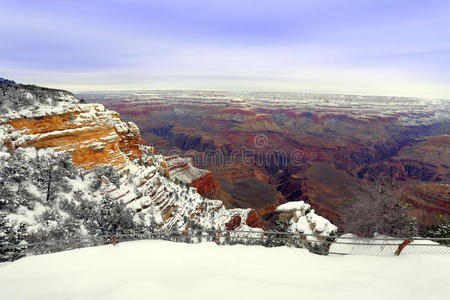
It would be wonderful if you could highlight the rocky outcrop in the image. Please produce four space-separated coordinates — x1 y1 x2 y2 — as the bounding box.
148 154 220 198
225 214 242 230
276 201 337 248
245 209 263 228
5 104 141 170
190 173 219 198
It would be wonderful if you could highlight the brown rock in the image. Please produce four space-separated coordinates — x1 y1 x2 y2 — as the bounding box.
225 214 242 230
245 210 263 229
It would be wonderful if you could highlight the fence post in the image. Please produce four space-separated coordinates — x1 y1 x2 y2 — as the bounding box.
111 236 116 246
217 231 221 245
395 239 413 256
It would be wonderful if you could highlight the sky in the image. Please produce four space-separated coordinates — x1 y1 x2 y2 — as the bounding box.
1 0 449 98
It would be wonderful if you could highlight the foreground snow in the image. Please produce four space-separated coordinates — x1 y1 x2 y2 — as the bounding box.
0 241 449 300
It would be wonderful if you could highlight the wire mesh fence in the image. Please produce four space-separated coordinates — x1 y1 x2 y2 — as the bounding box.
1 230 449 262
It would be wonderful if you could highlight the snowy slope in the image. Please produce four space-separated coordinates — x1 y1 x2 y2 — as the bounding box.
0 142 256 246
0 240 448 300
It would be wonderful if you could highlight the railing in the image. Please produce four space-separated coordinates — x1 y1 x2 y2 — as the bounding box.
1 230 449 262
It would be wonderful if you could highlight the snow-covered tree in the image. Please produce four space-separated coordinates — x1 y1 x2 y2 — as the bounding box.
97 195 135 236
0 213 28 262
338 178 417 237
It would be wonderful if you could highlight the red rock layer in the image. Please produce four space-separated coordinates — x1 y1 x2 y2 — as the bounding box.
225 215 242 230
245 210 264 229
190 172 220 199
400 183 450 224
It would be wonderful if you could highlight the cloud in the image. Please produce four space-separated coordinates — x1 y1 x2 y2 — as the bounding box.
0 0 449 98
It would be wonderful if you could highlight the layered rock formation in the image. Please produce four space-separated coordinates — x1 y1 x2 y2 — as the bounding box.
6 104 141 169
0 81 264 232
400 183 450 224
150 154 220 198
79 90 450 229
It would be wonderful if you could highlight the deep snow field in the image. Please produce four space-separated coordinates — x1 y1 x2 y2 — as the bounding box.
0 240 448 300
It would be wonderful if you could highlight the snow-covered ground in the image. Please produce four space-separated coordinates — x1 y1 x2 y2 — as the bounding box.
0 241 448 300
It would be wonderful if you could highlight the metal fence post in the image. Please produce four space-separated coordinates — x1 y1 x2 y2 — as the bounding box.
395 239 413 256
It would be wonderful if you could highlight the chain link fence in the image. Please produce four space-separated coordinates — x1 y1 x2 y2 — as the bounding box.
1 230 449 262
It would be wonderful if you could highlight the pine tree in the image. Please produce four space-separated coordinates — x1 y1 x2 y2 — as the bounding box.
97 196 135 237
0 213 28 262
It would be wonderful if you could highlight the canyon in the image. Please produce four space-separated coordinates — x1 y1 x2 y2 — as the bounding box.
79 90 450 230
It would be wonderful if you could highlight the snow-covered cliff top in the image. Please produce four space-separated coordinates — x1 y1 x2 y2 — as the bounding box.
0 81 81 122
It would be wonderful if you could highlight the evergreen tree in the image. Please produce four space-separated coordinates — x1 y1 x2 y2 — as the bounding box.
0 213 28 262
97 195 135 236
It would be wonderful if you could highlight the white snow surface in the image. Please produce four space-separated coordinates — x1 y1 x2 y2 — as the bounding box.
0 240 448 300
276 200 310 212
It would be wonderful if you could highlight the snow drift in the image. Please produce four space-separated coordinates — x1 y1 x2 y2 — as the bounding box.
0 240 448 300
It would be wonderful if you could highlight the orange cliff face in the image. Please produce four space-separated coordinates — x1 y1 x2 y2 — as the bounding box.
6 103 141 170
190 172 220 198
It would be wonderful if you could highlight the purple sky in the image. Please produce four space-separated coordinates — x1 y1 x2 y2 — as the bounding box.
1 0 449 98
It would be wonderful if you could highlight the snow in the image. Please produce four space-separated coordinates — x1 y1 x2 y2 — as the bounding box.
276 200 310 213
0 240 448 300
0 139 256 235
150 154 210 184
305 211 337 233
276 201 337 242
0 88 79 123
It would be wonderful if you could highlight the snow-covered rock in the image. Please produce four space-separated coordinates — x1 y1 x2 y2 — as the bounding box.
276 201 337 247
